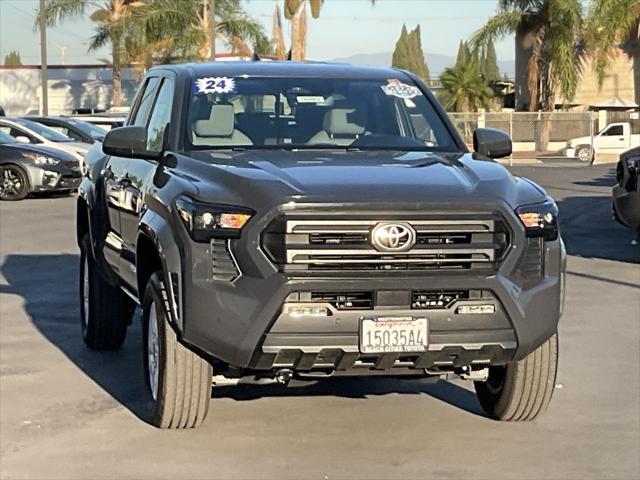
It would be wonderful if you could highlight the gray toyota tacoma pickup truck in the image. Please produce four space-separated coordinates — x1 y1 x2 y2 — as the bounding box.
77 62 565 429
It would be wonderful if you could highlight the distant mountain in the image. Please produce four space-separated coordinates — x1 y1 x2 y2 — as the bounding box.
328 52 515 78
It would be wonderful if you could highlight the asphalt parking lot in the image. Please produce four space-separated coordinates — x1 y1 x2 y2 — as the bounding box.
1 163 639 479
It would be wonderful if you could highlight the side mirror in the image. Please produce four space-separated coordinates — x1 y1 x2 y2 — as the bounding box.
473 128 512 159
15 135 31 143
102 125 159 160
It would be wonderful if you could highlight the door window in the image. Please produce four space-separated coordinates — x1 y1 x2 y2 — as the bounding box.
602 125 624 136
146 78 174 153
131 77 161 127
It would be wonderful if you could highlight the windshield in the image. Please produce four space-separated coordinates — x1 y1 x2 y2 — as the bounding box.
14 118 72 142
66 119 107 140
0 131 16 144
185 76 457 151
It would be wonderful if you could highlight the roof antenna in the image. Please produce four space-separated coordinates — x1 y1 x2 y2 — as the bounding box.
286 49 292 61
251 52 261 61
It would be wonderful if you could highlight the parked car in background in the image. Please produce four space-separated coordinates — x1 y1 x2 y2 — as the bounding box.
0 117 89 161
25 116 107 143
613 146 640 243
565 122 640 162
69 113 126 131
0 130 81 200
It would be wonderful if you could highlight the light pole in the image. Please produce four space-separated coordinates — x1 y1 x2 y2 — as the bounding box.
52 42 68 66
39 0 49 115
209 0 216 61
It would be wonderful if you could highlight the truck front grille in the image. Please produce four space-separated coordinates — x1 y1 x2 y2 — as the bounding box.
263 215 510 274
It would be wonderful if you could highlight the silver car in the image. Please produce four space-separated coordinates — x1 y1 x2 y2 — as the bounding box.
0 131 81 200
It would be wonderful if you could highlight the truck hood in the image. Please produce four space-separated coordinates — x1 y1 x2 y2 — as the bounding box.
180 149 546 210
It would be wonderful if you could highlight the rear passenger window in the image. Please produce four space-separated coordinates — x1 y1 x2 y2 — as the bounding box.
131 77 160 127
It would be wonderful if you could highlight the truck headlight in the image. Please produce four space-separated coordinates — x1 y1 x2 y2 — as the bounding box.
22 152 60 166
175 196 253 242
516 198 559 240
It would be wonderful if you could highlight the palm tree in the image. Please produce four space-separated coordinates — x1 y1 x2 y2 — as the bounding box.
439 64 493 113
472 0 583 149
585 0 639 103
439 58 493 143
142 0 270 62
39 0 144 107
283 0 376 61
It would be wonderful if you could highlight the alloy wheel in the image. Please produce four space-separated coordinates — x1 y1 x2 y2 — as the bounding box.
81 256 90 335
147 303 160 401
0 167 25 200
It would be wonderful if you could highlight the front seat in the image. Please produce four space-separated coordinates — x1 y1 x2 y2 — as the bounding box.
308 105 368 146
192 104 252 146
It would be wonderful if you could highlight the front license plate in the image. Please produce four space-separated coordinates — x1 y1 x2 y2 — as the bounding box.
360 316 428 353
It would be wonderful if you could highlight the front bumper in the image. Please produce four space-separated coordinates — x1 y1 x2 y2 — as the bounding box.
177 204 565 375
31 166 81 192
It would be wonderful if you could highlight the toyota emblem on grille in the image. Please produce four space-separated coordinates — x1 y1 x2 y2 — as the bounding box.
371 222 416 252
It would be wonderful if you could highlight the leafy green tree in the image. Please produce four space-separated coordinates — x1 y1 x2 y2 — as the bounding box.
473 0 583 112
484 37 501 83
584 0 639 100
455 40 469 68
3 51 22 66
392 24 430 82
38 0 144 107
392 25 411 71
438 60 493 112
408 25 430 81
140 0 270 63
472 0 583 149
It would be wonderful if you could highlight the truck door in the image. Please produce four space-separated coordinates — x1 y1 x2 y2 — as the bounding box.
597 124 627 153
119 76 175 293
104 76 160 284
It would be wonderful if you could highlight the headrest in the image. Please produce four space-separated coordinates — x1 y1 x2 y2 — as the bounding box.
193 104 235 137
323 106 367 135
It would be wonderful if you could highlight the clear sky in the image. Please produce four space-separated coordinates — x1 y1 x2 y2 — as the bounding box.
0 0 515 69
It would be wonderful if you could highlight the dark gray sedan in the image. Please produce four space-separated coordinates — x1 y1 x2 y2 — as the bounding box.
0 131 81 200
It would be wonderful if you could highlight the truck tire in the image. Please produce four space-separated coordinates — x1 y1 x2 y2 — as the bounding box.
575 145 593 163
142 272 212 429
79 234 131 350
474 333 558 421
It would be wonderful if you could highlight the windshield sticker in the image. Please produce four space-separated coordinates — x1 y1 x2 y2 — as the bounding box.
194 76 236 94
296 95 326 104
381 79 420 99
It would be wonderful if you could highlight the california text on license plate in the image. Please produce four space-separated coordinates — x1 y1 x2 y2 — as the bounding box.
359 316 428 354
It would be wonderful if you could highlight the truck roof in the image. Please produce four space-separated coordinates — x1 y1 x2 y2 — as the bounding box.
148 61 410 81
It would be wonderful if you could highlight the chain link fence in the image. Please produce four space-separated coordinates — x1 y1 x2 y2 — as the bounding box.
447 111 640 161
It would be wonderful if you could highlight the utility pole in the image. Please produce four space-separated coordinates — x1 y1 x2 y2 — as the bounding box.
39 0 49 115
209 0 216 61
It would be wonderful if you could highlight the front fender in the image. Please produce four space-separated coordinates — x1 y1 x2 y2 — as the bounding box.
138 209 184 331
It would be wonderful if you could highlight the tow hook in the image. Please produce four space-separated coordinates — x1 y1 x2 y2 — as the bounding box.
460 366 489 381
275 369 293 385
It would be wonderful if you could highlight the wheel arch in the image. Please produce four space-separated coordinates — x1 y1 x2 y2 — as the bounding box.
137 211 183 331
76 196 90 249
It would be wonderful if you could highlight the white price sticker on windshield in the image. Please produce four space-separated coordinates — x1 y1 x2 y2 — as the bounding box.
297 95 326 104
195 76 236 94
382 79 420 99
